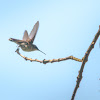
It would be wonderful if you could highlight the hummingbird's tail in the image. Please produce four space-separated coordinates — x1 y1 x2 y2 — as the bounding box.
38 49 46 55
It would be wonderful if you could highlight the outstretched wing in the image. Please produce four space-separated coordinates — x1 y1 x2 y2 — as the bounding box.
29 21 39 43
23 30 29 41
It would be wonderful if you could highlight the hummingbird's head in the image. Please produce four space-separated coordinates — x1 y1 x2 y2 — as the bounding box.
33 44 39 50
33 44 46 55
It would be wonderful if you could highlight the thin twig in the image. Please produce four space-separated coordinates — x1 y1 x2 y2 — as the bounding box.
71 26 100 100
15 49 82 64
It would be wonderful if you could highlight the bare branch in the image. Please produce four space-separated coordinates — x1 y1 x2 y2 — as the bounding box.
15 49 82 64
15 25 100 100
71 26 100 100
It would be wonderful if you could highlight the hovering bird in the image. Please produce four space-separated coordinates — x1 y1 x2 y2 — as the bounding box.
9 21 46 55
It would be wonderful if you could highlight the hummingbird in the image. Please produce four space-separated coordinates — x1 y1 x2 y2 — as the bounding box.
9 21 46 55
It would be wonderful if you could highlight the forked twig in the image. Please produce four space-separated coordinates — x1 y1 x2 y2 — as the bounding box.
71 26 100 100
15 26 100 100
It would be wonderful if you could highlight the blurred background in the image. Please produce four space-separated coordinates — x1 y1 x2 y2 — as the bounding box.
0 0 100 100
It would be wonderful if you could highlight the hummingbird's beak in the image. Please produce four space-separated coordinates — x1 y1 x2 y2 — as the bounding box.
38 49 46 55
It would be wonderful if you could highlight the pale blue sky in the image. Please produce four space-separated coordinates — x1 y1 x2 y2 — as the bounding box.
0 0 100 100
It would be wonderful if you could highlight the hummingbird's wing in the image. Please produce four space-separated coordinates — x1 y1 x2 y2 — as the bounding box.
23 30 29 41
28 21 39 43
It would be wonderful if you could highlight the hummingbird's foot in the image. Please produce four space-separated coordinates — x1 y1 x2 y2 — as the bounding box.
15 45 20 52
15 47 19 52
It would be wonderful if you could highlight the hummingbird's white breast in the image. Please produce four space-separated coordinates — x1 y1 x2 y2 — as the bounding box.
20 44 37 52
